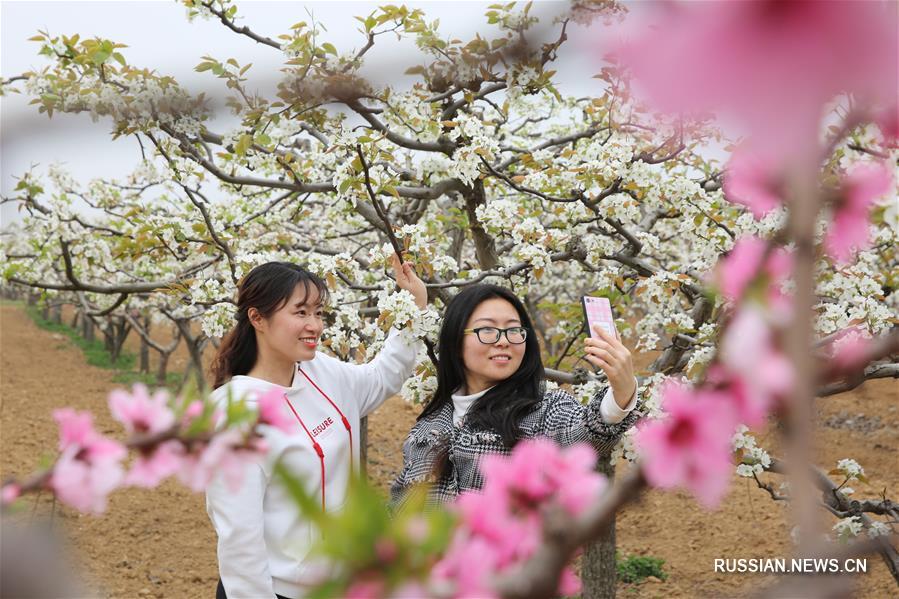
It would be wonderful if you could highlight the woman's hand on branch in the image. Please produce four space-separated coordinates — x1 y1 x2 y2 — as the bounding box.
391 254 428 310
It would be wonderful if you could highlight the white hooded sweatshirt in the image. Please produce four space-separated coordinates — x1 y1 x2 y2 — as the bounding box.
206 329 420 599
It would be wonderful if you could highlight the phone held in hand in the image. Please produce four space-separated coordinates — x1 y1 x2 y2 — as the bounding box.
582 296 618 340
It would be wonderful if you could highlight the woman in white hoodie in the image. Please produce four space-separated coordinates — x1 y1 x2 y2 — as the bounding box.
207 257 426 599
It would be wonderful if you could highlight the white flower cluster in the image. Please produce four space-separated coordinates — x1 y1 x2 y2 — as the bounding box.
637 373 668 420
512 242 552 273
400 368 438 405
376 289 421 330
594 192 641 222
867 521 892 538
476 198 521 235
610 428 639 463
430 255 459 276
383 90 440 142
835 458 864 481
201 302 238 339
571 379 605 405
506 64 541 91
832 516 864 542
189 278 235 305
732 425 772 478
446 147 483 186
685 345 716 379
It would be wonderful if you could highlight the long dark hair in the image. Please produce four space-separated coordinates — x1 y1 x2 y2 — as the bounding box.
210 262 329 389
418 284 544 447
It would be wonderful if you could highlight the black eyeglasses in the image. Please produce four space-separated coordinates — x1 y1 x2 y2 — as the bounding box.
463 326 528 345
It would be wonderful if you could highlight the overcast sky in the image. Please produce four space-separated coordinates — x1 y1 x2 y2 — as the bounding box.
0 0 613 227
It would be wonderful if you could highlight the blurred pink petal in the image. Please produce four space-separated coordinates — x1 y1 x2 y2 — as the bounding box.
724 150 784 218
830 327 872 373
53 408 94 450
617 1 898 160
256 388 295 434
721 307 793 402
109 384 175 436
125 440 184 488
636 382 736 508
1 484 21 505
715 236 767 301
824 163 892 265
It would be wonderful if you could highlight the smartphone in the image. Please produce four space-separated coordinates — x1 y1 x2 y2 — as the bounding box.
582 296 618 340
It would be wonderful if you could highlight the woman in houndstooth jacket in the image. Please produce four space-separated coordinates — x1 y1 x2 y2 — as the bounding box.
391 284 641 507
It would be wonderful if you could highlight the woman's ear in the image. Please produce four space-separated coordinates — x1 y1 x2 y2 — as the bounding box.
247 307 265 333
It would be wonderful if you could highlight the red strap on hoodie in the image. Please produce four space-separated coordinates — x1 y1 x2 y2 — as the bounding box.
281 368 354 510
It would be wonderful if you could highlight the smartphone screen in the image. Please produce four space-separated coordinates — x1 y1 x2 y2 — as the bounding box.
582 296 617 340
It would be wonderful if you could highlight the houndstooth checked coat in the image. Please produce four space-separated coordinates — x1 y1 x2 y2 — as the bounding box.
390 386 641 507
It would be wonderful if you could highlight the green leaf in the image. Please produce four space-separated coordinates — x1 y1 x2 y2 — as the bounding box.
321 42 337 55
234 133 253 156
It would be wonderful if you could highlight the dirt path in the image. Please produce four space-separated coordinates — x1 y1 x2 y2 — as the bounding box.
1 303 896 598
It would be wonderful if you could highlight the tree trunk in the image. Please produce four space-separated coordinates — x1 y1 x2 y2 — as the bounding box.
359 416 369 479
109 317 131 365
156 352 170 387
581 452 618 599
51 304 62 324
41 305 49 320
140 333 150 374
71 309 80 329
82 316 94 342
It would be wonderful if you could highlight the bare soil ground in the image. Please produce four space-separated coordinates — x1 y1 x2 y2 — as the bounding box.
1 303 896 598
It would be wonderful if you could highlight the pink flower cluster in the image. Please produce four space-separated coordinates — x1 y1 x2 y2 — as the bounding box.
713 236 792 318
620 1 895 266
2 385 284 514
637 299 795 508
431 439 607 598
617 0 897 159
50 408 127 514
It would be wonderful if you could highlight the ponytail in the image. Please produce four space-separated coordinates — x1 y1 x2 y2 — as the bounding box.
210 313 257 389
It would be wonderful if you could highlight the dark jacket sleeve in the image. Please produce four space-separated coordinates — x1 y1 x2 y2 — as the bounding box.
538 387 641 456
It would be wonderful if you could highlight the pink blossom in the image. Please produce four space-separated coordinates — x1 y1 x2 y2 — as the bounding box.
53 408 94 450
636 381 736 508
558 566 582 597
723 150 784 218
616 1 898 160
256 388 295 434
182 400 204 423
714 237 768 301
713 237 793 317
108 384 175 436
50 409 128 512
432 534 501 599
721 307 794 401
830 327 872 373
389 582 430 599
345 578 385 599
176 429 264 492
432 439 606 597
404 516 430 544
824 163 892 265
125 440 184 488
705 366 770 430
1 484 21 505
49 412 127 514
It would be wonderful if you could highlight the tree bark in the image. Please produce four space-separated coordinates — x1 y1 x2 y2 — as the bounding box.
156 352 170 387
581 452 618 599
359 416 369 479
